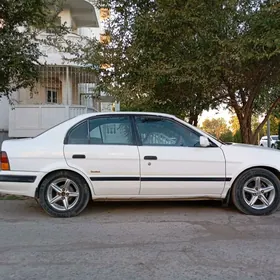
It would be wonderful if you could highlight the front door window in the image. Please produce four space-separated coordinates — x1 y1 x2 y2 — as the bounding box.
135 116 201 147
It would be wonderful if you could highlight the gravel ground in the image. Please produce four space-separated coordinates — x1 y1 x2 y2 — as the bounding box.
0 199 280 280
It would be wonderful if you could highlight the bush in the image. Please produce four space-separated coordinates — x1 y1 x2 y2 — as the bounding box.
220 130 234 143
233 130 242 143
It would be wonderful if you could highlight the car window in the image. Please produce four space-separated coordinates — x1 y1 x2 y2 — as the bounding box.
67 116 134 145
262 137 267 140
135 116 201 147
67 121 89 144
89 116 133 145
272 136 279 140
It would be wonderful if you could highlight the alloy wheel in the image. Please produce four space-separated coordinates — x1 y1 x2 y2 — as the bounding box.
242 176 275 210
46 178 80 211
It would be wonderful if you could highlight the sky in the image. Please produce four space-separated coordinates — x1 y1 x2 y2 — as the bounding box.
198 107 233 127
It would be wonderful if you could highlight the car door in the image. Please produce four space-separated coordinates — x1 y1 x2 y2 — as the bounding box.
64 115 140 196
134 115 226 196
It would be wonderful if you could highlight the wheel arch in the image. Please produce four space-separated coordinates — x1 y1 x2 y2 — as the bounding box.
224 165 280 204
35 168 94 199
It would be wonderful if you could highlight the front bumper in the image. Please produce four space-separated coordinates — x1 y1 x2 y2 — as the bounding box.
0 171 45 197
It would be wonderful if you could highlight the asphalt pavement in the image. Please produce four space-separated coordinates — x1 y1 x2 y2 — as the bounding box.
1 199 280 280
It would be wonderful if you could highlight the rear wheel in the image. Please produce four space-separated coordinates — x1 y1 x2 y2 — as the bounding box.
39 171 90 218
232 168 280 215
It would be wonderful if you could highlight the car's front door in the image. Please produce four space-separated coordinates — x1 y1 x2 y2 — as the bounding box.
64 115 140 196
134 115 226 196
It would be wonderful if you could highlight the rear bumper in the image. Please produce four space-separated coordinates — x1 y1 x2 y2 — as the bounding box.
0 171 45 197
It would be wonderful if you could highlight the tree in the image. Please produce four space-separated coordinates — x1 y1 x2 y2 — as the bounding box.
72 0 226 124
77 0 280 140
229 115 240 135
201 117 230 139
0 0 67 98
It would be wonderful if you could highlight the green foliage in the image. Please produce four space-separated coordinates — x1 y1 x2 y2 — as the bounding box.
82 0 280 142
201 118 229 139
229 115 240 134
233 130 242 143
220 130 234 143
0 0 67 97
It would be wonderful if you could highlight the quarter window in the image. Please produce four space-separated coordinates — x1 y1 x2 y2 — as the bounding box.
67 121 88 144
135 116 201 147
67 116 133 145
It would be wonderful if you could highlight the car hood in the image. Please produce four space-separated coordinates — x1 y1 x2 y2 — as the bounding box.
221 142 280 171
228 142 279 150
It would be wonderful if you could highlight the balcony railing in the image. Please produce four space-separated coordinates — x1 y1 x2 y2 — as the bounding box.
37 32 87 66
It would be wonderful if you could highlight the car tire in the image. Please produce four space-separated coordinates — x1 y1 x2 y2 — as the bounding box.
231 168 280 215
271 144 275 149
39 170 90 218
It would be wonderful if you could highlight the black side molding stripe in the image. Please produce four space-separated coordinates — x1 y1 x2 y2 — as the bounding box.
0 175 37 183
141 177 232 182
90 177 232 182
90 177 140 181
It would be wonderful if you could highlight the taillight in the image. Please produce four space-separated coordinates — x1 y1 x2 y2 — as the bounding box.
0 152 10 171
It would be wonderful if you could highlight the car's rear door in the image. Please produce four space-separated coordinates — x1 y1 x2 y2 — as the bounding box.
64 115 140 196
134 115 226 196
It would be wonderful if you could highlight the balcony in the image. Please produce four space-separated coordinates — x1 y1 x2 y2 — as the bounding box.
9 105 97 138
38 33 87 66
63 0 99 28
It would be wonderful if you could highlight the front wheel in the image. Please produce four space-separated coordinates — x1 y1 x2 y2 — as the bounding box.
232 168 280 215
39 171 90 218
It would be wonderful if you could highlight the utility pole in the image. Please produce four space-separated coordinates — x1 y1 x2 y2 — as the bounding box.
266 94 271 148
267 118 271 148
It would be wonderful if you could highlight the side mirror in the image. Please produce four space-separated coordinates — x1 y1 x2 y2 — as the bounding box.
200 136 210 147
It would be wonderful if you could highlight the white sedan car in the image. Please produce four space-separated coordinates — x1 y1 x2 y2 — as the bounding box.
259 135 279 149
1 112 280 217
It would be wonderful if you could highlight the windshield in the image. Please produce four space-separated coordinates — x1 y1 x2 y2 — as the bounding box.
272 136 279 140
203 131 226 145
189 125 226 145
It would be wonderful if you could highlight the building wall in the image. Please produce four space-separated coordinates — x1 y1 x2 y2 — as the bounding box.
0 96 9 131
0 131 9 150
0 96 11 147
16 66 97 106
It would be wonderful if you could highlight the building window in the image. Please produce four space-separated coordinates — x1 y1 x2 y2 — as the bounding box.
46 89 58 103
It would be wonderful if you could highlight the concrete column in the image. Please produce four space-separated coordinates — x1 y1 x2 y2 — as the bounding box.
61 67 72 105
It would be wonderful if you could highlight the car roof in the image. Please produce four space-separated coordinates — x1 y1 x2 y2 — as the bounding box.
75 111 176 118
63 111 177 126
34 111 177 139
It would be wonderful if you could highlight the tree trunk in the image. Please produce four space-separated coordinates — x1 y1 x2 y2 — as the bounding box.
188 112 198 127
239 116 253 144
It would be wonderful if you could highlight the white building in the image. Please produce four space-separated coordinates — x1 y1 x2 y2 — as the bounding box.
0 0 117 144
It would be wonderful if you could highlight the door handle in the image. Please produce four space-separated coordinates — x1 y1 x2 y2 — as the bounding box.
144 156 157 160
72 154 86 159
